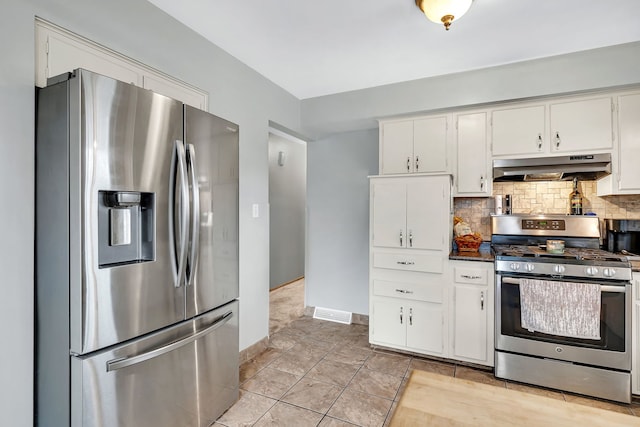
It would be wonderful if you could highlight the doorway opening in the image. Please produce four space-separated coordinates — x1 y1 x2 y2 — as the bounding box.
268 126 307 334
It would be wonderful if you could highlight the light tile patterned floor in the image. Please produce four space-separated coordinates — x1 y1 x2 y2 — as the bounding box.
214 280 640 426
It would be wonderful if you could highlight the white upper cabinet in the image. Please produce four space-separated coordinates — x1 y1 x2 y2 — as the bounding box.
490 95 614 158
455 112 490 196
598 91 640 195
549 96 614 153
413 116 448 173
617 93 640 192
371 176 450 251
380 120 414 174
491 105 546 156
379 115 449 175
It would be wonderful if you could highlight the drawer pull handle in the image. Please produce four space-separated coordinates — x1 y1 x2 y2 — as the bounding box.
395 289 414 294
397 261 415 265
461 274 481 279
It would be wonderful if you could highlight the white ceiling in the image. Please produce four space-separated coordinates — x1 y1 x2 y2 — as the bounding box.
148 0 640 100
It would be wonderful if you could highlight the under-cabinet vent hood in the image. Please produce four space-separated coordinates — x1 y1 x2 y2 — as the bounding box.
493 153 611 182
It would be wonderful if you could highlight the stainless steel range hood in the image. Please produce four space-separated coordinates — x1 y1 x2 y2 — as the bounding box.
493 153 611 182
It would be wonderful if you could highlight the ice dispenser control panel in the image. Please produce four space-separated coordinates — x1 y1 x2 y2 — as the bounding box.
98 191 155 267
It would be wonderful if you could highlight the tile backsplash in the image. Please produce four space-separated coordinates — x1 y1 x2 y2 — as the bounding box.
454 181 640 240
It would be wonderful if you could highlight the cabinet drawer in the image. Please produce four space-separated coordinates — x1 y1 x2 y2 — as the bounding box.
454 267 489 285
373 252 444 273
373 280 443 303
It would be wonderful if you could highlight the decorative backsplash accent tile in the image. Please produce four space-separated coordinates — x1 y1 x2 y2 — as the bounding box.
454 181 640 241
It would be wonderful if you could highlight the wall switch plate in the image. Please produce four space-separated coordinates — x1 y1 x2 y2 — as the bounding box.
252 203 259 218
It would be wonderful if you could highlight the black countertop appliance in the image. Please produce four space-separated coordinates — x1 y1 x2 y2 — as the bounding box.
604 218 640 256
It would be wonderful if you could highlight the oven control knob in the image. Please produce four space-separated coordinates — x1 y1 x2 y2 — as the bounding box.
524 263 535 272
585 266 599 276
553 265 565 274
603 268 616 278
509 263 520 271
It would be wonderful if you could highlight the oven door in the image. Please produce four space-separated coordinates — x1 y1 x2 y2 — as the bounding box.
495 273 631 371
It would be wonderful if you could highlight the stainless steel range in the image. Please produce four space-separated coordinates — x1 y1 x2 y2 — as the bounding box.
492 214 632 403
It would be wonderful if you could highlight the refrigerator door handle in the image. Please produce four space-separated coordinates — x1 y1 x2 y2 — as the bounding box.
169 140 190 288
106 310 234 372
186 143 200 287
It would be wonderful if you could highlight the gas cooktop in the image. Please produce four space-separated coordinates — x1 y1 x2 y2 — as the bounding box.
492 244 629 263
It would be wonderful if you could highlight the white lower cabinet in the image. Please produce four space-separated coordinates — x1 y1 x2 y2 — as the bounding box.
449 261 494 366
371 297 444 355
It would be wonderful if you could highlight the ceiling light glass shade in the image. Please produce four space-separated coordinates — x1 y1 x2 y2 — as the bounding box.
415 0 473 30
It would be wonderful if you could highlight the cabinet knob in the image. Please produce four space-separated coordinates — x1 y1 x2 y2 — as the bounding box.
407 157 411 172
409 230 413 248
555 131 561 149
409 308 413 326
400 307 403 324
415 156 420 171
399 230 403 247
480 176 484 191
480 291 485 310
537 134 543 150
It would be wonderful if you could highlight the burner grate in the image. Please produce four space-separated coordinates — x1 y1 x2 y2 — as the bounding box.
492 245 628 263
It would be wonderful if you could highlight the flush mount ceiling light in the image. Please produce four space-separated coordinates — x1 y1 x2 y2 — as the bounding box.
415 0 473 31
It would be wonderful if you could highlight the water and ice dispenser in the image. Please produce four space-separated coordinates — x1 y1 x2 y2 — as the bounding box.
98 190 155 267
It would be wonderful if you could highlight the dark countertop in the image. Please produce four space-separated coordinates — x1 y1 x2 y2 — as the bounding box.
449 242 494 263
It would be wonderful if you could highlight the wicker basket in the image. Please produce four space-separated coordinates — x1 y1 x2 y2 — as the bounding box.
455 234 483 252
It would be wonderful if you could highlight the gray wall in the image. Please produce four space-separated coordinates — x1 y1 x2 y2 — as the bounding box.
301 42 640 139
2 1 300 425
306 129 379 315
269 133 307 289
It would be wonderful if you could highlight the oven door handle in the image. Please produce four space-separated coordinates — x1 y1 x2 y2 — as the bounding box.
501 277 626 293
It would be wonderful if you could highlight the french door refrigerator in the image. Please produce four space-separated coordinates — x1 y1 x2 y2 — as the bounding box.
35 69 239 427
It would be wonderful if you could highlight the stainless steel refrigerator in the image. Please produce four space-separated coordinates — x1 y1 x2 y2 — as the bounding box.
35 69 239 427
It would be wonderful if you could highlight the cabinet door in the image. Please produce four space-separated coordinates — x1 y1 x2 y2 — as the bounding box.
406 177 448 250
492 105 546 156
453 285 488 361
371 299 406 347
456 112 490 196
381 121 414 174
406 302 444 354
618 94 640 191
549 96 613 153
371 181 407 248
413 116 448 173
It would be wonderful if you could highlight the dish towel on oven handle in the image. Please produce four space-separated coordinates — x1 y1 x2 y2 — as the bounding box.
519 279 601 340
